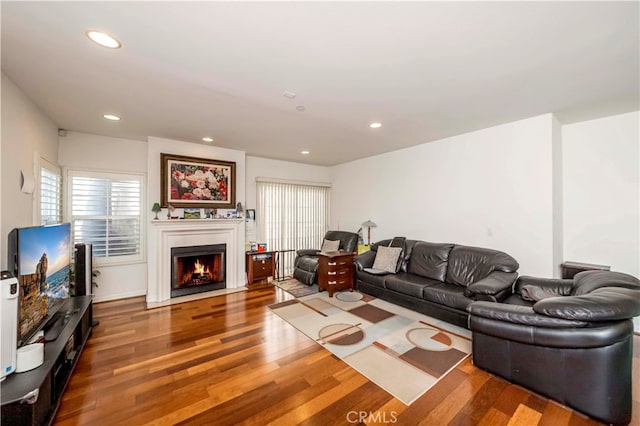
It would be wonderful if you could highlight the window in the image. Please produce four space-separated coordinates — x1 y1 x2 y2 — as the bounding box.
256 179 330 275
67 169 144 265
40 160 62 225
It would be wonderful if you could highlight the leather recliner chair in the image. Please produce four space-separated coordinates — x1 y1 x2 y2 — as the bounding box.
293 230 358 285
468 270 640 425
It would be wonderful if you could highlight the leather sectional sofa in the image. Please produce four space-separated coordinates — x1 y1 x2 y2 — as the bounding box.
468 271 640 425
354 239 520 329
355 238 640 425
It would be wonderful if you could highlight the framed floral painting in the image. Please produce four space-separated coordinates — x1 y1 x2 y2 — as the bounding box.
160 153 236 208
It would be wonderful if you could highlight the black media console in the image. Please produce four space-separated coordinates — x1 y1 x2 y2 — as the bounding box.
1 296 93 425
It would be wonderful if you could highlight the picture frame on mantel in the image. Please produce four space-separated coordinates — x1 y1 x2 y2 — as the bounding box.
160 153 236 208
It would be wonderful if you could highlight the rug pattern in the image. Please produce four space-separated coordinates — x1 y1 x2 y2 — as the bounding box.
269 292 471 405
274 277 319 298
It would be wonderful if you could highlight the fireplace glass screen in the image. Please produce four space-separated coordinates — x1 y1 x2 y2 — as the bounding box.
171 244 226 297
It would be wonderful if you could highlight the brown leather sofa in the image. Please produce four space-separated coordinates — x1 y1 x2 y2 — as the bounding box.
354 239 520 328
293 230 358 285
468 271 640 425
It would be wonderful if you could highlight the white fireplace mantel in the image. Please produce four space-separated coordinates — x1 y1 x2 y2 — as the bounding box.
147 219 245 306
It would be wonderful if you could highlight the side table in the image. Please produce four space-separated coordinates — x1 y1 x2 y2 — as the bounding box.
317 251 355 297
246 251 276 284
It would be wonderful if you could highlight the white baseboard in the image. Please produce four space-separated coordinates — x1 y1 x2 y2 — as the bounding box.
92 289 146 303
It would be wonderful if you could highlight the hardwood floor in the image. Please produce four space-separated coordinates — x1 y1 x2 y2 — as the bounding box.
55 286 639 425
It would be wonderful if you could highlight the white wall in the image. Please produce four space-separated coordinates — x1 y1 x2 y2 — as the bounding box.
562 111 639 277
1 73 59 270
331 114 558 277
58 132 149 302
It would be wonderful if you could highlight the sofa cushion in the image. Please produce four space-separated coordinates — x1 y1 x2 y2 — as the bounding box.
446 245 519 287
356 268 388 288
422 283 473 311
399 240 418 272
407 242 454 282
372 246 403 273
385 273 440 298
502 293 534 307
320 239 340 253
296 256 319 273
520 285 560 302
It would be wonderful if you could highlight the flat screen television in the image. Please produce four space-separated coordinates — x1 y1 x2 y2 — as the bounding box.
8 223 71 347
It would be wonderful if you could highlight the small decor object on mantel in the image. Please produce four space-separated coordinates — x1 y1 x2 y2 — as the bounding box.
183 208 201 219
152 202 162 220
167 204 177 219
160 153 236 209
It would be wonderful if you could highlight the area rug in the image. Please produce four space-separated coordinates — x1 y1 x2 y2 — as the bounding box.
268 292 472 405
275 277 319 298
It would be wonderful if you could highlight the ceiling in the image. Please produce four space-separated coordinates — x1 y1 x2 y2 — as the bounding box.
2 2 638 166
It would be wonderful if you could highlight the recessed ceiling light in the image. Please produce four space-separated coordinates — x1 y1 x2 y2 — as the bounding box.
86 30 121 49
296 105 306 112
369 122 382 129
301 150 310 155
103 114 120 121
202 137 214 142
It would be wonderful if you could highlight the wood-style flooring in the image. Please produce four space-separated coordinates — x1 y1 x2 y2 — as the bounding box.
55 285 640 425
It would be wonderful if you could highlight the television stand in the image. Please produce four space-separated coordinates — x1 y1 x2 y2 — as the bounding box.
1 296 93 426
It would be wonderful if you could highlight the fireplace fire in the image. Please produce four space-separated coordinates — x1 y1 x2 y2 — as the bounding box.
171 244 226 297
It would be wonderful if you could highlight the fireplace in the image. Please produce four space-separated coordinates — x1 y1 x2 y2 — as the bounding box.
171 244 226 298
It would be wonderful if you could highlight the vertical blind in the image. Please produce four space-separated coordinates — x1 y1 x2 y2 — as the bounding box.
256 179 330 276
68 170 143 264
41 164 62 225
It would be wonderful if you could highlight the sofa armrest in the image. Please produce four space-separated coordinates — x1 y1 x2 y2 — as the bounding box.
296 249 320 257
464 271 518 301
468 301 589 328
354 251 376 271
533 287 640 321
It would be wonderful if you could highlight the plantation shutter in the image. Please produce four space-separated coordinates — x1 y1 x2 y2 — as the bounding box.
40 162 62 225
68 170 144 264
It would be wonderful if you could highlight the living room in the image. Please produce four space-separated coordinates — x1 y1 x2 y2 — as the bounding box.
1 2 638 425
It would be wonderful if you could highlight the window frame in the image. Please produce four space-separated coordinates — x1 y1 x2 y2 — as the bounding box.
39 158 63 225
65 167 146 266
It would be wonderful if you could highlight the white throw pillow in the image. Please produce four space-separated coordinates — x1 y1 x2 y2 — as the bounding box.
320 239 340 253
372 246 403 273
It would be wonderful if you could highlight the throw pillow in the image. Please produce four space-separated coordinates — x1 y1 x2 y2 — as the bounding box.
320 239 340 253
372 246 403 274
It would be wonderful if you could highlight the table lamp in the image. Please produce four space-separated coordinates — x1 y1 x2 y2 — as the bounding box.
361 220 377 246
151 202 161 220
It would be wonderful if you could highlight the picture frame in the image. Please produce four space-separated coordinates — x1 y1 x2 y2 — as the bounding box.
183 208 201 219
246 209 256 221
160 153 236 208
